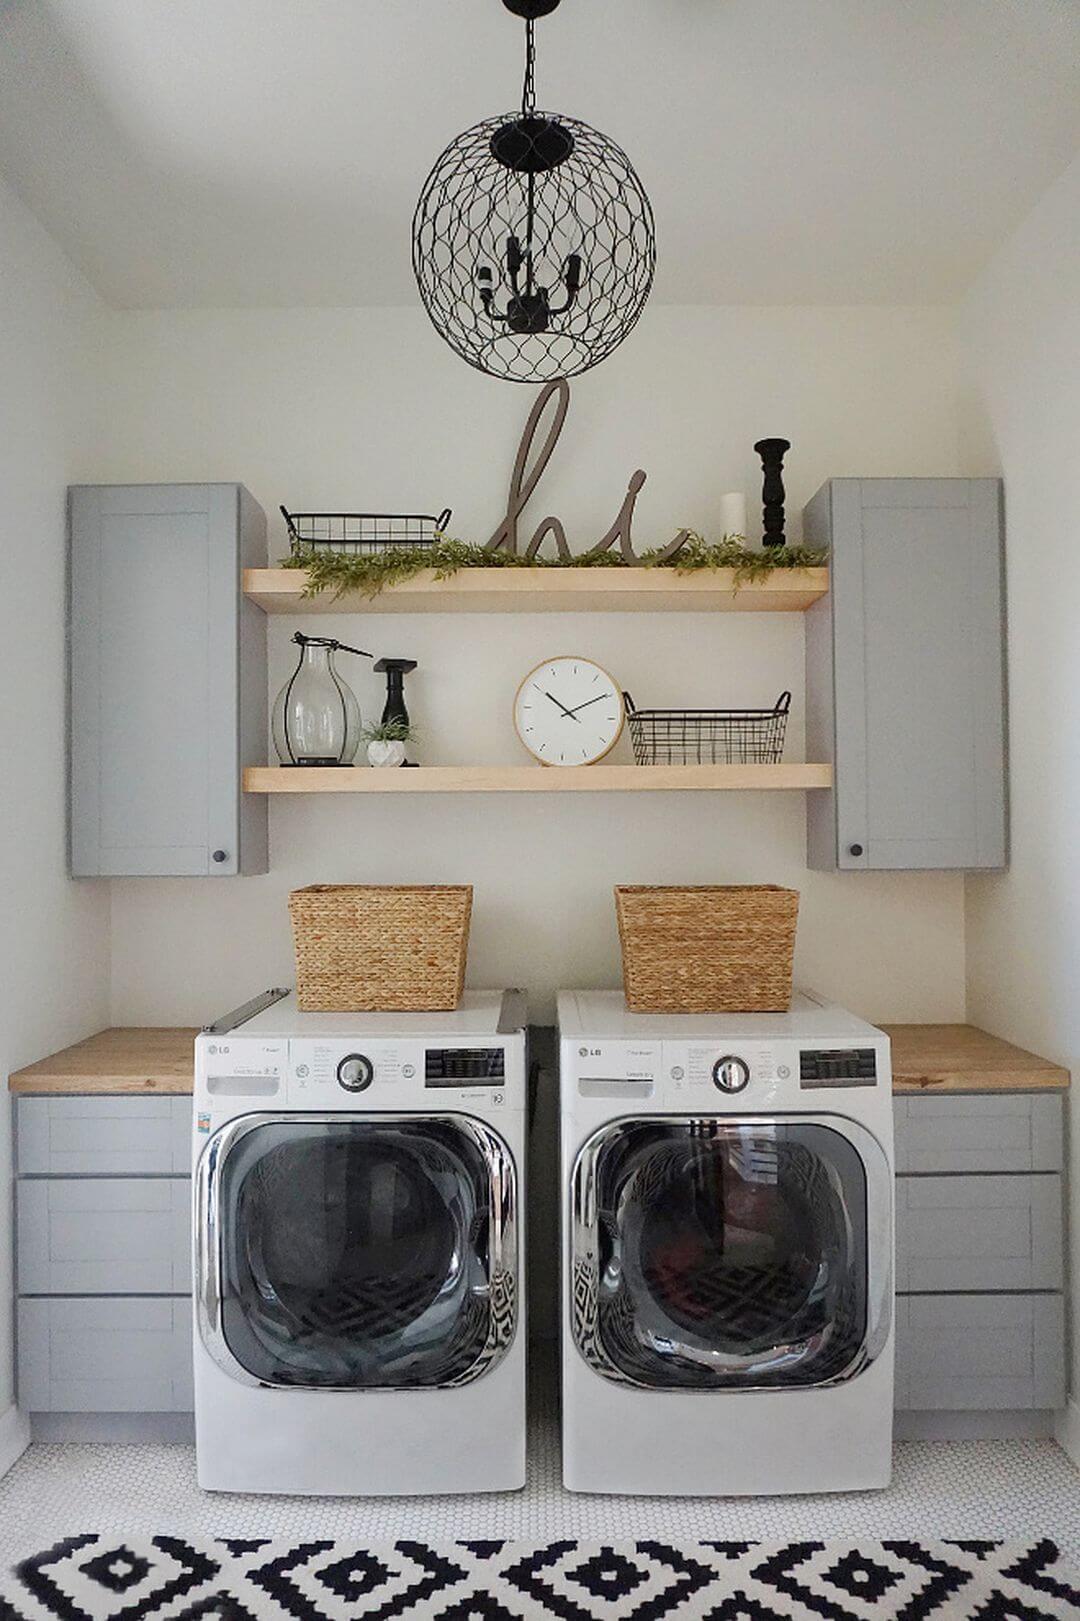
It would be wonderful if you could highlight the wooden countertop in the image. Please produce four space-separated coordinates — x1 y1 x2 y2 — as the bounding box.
882 1023 1070 1093
8 1020 1070 1097
9 1027 198 1095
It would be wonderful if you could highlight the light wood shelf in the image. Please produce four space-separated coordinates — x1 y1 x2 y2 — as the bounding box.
243 566 829 615
244 763 833 795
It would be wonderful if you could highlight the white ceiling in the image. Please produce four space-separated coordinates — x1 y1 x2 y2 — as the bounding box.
0 0 1078 309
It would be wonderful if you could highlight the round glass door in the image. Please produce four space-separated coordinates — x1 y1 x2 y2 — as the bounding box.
573 1118 877 1390
204 1115 516 1389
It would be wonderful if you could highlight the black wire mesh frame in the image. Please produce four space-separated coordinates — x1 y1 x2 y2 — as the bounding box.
623 692 792 766
412 108 656 382
280 505 453 557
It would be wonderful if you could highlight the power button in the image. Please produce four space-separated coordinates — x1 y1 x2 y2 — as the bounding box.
712 1055 751 1093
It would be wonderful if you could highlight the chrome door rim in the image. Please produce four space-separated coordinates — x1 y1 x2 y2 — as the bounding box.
196 1110 518 1390
570 1111 892 1391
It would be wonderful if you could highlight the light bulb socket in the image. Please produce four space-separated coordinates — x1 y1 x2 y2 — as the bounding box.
502 0 561 18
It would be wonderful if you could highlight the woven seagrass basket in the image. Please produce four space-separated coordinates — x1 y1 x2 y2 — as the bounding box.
615 885 799 1013
288 884 472 1011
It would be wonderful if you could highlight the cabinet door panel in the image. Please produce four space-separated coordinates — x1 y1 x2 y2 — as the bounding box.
895 1173 1062 1293
17 1096 192 1176
18 1179 191 1295
69 484 265 877
18 1297 193 1413
893 1095 1062 1174
806 478 1005 871
895 1293 1064 1411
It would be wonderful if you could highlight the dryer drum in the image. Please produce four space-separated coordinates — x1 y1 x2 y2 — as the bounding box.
215 1119 497 1389
583 1120 870 1390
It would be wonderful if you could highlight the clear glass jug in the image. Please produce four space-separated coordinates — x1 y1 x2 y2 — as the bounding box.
272 633 371 766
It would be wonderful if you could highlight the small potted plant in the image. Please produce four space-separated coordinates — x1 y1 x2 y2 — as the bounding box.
362 716 415 768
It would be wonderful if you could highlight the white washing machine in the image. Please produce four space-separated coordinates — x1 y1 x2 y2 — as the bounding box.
193 989 526 1496
558 989 893 1497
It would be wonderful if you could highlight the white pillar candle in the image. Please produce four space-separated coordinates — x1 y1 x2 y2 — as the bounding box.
718 491 748 540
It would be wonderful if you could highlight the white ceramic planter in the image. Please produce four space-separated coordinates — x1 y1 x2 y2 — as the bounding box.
367 739 407 768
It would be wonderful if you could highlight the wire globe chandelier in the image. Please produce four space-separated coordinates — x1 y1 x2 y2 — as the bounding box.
412 0 656 383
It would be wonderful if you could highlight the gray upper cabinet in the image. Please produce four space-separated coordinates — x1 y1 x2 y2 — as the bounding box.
805 478 1006 871
69 484 268 877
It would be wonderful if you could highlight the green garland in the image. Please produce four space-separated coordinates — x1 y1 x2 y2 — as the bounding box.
281 534 828 601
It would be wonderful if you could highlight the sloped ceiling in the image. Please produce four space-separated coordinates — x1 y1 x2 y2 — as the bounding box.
0 0 1078 308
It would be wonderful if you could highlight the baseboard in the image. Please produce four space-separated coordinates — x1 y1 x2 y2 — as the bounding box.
1054 1396 1080 1468
0 1404 30 1479
896 1409 1057 1442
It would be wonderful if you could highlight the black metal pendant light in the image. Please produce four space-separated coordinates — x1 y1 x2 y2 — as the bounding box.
413 0 655 383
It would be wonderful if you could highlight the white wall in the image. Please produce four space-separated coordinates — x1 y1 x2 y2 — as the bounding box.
95 302 968 1027
959 151 1080 1433
0 176 111 1443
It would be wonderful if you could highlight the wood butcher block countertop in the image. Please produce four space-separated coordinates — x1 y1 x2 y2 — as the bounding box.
8 1027 199 1095
882 1023 1069 1094
7 1020 1071 1097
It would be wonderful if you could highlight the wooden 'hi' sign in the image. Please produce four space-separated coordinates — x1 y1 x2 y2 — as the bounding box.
484 379 693 564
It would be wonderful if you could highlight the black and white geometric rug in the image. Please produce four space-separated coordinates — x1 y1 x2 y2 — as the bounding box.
2 1537 1077 1620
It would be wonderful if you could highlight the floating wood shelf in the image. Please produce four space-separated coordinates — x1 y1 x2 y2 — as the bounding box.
243 567 829 615
244 763 833 795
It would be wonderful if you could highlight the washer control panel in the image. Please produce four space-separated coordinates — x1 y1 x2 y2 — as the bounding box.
285 1039 514 1108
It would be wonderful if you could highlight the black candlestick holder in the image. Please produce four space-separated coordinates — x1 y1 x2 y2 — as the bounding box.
753 438 791 548
375 658 418 765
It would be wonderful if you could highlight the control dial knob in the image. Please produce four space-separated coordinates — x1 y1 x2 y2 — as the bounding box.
712 1055 751 1093
336 1053 374 1092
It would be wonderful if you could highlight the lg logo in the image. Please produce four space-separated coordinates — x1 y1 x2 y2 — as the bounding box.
579 1046 601 1058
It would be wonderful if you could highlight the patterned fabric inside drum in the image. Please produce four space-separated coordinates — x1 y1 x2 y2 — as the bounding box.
288 885 472 1012
615 885 799 1014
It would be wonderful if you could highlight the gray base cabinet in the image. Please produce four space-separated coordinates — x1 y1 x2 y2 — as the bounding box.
893 1091 1066 1435
69 483 268 877
805 478 1006 871
14 1095 193 1441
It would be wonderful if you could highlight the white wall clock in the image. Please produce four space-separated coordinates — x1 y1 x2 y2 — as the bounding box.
513 656 624 767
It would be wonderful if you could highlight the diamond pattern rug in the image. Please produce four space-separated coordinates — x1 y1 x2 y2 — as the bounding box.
1 1537 1076 1620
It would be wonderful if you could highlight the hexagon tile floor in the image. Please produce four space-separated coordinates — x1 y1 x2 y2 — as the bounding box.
1 1391 1078 1568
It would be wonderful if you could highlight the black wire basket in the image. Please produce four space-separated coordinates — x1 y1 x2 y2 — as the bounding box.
281 505 452 557
623 691 791 766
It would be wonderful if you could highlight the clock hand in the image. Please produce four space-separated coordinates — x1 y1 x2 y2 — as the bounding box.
565 692 611 716
544 690 581 722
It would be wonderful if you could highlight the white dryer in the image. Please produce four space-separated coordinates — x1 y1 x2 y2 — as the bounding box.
193 990 526 1496
558 990 893 1496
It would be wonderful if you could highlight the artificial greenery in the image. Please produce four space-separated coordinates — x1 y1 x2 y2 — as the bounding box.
361 716 416 743
281 534 828 601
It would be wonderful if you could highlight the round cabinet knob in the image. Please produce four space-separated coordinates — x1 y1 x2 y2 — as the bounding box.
712 1055 751 1093
211 850 229 864
849 843 864 858
336 1053 374 1092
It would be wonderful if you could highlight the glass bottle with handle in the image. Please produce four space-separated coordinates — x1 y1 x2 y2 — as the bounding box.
272 633 372 766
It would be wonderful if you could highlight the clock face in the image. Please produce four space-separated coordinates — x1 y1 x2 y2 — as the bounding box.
514 657 624 767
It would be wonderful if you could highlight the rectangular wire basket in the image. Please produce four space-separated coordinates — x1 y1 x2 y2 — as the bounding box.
623 691 791 765
281 505 452 557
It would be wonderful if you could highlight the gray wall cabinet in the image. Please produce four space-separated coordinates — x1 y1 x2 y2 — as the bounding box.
893 1091 1066 1438
69 483 268 877
14 1095 193 1440
805 478 1006 871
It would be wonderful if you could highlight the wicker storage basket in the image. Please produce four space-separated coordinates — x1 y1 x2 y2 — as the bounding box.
615 885 799 1013
288 885 472 1012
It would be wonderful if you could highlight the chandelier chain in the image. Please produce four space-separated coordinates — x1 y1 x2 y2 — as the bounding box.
521 19 536 114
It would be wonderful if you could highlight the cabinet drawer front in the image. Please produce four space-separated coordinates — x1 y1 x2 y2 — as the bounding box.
18 1296 193 1413
895 1174 1062 1293
17 1096 191 1175
893 1095 1062 1174
18 1179 191 1295
895 1293 1065 1411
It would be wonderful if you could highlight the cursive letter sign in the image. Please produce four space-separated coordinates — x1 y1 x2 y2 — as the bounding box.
484 378 689 564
